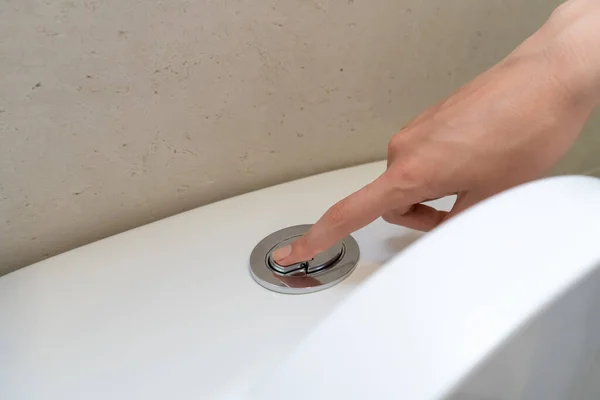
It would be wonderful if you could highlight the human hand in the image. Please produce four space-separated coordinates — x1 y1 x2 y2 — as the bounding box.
273 0 600 266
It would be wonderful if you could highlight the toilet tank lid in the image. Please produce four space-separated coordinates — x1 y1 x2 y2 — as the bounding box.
246 175 600 400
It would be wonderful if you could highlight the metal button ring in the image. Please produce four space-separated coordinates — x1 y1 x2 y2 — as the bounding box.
249 225 360 295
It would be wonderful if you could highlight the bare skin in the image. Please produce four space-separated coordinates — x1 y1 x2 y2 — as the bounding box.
273 0 600 266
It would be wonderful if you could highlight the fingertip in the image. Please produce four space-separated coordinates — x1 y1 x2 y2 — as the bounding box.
271 244 292 263
271 236 315 266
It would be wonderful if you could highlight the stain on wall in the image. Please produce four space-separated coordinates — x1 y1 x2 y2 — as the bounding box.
1 0 597 275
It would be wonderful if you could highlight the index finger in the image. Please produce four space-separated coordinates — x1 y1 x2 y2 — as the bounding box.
271 173 413 265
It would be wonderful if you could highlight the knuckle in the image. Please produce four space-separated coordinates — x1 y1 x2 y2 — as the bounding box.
387 157 424 185
549 1 588 28
550 1 574 20
385 157 437 201
387 134 406 155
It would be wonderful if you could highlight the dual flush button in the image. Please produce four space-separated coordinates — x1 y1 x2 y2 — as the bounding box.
249 225 360 294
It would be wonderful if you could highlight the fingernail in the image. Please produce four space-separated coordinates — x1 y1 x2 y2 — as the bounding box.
272 244 292 262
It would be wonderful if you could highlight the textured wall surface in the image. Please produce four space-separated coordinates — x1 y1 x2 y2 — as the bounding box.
3 0 598 275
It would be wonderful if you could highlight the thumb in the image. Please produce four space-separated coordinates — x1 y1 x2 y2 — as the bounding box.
381 191 482 231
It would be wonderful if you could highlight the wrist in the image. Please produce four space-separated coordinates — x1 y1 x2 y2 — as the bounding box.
543 1 600 106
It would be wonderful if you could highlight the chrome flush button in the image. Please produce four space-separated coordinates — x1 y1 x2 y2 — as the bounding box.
249 225 360 294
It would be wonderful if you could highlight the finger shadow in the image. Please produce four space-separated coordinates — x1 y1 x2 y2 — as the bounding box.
384 231 424 259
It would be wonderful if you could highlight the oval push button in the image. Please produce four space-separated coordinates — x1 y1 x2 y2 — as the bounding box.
249 225 359 295
267 237 344 275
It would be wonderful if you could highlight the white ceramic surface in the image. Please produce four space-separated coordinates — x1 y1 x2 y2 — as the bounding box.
0 161 453 399
248 174 600 400
3 161 600 400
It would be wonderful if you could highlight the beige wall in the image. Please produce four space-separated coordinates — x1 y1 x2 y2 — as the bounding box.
2 0 598 276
